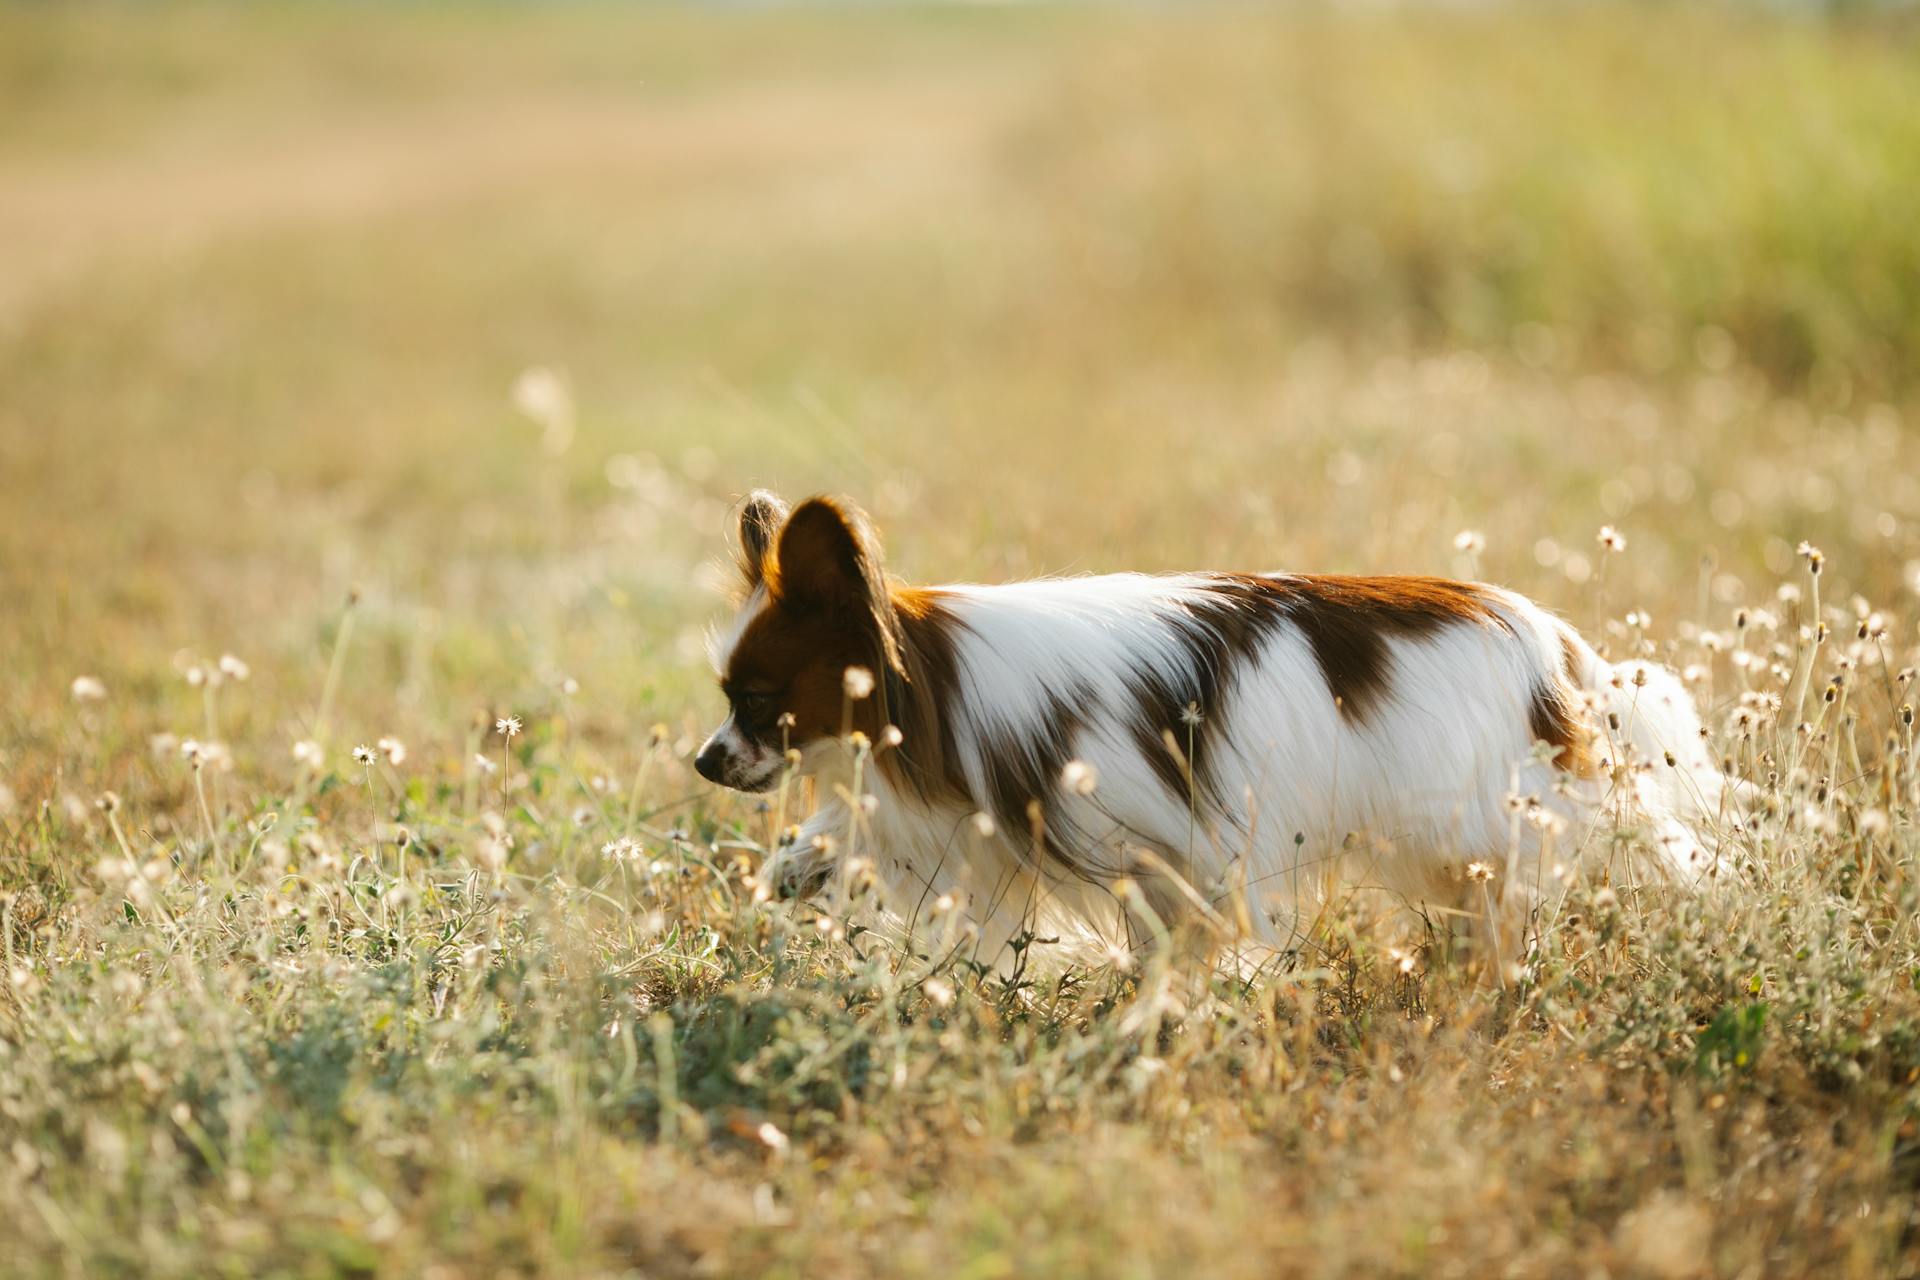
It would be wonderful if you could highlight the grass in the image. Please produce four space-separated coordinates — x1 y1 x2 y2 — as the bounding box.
3 3 1920 1276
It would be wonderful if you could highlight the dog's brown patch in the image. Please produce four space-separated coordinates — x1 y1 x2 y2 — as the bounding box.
1269 574 1512 723
1121 577 1292 809
1530 632 1597 776
1115 574 1516 812
873 587 968 803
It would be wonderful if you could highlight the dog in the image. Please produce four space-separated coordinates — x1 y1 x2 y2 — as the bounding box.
695 491 1722 962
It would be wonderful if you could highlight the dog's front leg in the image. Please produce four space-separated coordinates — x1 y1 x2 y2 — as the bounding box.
760 799 851 902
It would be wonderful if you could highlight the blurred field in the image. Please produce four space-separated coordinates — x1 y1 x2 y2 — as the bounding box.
4 4 1920 1276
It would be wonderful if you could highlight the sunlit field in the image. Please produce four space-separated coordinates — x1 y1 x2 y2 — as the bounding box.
4 4 1920 1276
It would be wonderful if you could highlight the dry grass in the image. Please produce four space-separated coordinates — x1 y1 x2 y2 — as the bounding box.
3 4 1920 1277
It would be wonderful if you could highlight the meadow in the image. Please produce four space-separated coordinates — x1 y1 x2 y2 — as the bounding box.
3 3 1920 1275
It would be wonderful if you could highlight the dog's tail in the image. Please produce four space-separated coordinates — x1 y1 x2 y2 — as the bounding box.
1554 624 1726 880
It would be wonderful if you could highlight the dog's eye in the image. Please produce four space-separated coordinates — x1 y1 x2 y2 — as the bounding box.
733 692 778 722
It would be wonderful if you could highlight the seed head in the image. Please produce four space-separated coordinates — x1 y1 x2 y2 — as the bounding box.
181 739 228 771
495 716 522 739
512 366 575 457
1453 529 1486 555
377 736 407 766
1796 541 1825 575
352 745 376 765
1180 701 1205 728
1597 525 1627 553
218 654 250 682
843 666 875 700
292 740 323 770
1061 760 1099 795
70 676 107 702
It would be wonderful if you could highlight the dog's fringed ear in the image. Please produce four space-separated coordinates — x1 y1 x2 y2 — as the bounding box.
771 496 904 674
734 490 789 594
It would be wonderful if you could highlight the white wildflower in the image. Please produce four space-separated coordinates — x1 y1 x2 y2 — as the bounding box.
512 366 575 456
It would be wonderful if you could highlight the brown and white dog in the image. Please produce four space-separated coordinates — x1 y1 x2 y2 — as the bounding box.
696 491 1720 960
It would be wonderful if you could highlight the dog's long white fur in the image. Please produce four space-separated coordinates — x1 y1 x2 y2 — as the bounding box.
722 572 1721 962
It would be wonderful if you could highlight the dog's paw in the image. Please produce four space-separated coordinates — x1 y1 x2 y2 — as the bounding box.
763 847 834 903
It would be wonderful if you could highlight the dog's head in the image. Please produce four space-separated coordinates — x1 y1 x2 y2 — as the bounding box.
694 491 904 792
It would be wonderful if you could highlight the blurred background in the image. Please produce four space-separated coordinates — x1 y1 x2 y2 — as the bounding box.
3 1 1918 756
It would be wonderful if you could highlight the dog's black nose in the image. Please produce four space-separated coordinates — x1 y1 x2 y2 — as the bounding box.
693 742 726 784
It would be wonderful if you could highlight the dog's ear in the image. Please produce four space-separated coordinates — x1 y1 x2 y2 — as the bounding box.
771 496 903 674
735 490 789 594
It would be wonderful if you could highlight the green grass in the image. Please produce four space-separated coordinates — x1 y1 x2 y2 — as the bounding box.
3 3 1920 1276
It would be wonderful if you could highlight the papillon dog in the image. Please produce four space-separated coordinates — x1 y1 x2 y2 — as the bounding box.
696 491 1722 961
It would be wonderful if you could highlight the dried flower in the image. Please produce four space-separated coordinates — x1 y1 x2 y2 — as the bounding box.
1061 760 1099 795
352 745 376 765
1453 529 1485 555
217 654 250 681
512 366 575 456
292 740 323 770
495 716 522 739
181 740 230 771
377 736 407 766
70 675 107 702
1597 525 1627 553
843 666 875 700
